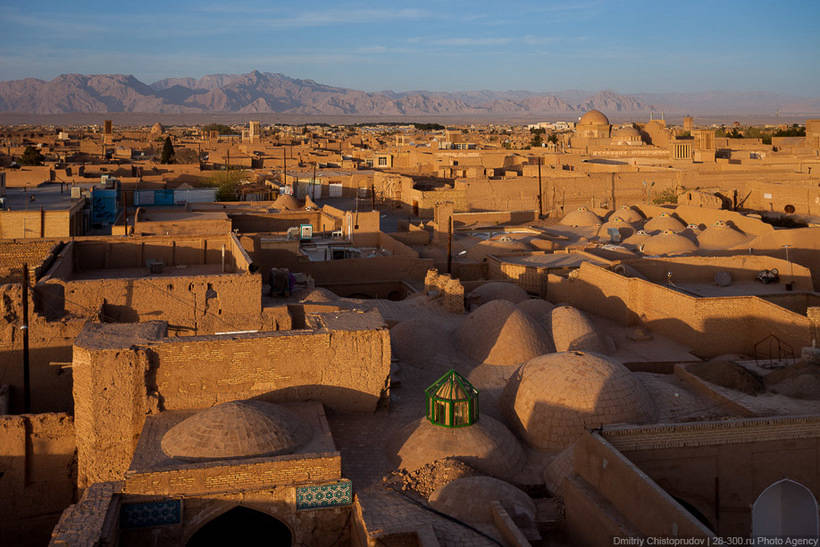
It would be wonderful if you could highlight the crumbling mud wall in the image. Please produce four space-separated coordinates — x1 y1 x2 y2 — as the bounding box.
0 412 76 547
72 315 390 487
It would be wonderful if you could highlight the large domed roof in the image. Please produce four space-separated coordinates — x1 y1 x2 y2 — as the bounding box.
501 352 657 450
388 415 526 480
560 207 601 227
612 125 641 138
390 318 453 370
463 237 531 261
697 220 748 250
611 205 644 224
456 299 554 365
644 213 685 233
642 230 698 256
579 110 610 126
161 400 311 461
429 476 535 524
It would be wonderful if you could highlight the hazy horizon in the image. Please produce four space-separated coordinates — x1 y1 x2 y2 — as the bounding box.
1 1 818 95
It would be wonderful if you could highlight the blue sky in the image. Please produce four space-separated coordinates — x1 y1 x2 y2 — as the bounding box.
1 0 818 95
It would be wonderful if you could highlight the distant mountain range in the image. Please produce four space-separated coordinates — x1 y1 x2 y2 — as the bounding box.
0 71 817 116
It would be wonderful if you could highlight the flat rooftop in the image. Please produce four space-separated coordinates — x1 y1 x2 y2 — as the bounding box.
1 183 84 211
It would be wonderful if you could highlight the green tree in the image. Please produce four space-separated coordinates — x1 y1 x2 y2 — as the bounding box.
19 146 44 166
547 133 559 145
207 168 246 201
160 136 175 164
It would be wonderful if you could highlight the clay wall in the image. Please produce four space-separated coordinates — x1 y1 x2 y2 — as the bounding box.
604 417 820 536
548 262 812 357
231 211 325 234
566 432 712 542
0 208 78 239
0 412 76 547
73 318 390 486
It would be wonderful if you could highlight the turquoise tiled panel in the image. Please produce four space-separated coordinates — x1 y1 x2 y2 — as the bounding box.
120 499 182 528
296 479 353 510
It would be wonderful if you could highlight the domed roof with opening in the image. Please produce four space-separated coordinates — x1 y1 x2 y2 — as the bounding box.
697 220 748 250
644 213 685 233
560 207 601 227
642 230 698 255
161 400 311 461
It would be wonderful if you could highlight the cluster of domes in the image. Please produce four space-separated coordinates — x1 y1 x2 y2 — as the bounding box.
456 300 554 365
161 400 311 461
501 352 657 450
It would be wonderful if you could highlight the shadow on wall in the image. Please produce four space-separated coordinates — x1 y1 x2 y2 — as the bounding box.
248 384 388 415
0 345 74 413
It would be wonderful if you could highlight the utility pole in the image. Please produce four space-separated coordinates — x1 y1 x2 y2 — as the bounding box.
21 263 31 413
447 216 453 274
371 184 376 211
537 156 543 218
283 147 287 190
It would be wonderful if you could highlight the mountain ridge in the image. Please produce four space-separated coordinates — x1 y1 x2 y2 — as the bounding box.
0 71 816 116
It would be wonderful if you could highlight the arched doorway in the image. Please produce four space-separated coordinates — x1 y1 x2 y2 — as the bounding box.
187 506 292 547
752 479 819 538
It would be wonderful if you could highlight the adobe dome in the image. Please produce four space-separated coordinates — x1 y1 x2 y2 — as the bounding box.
579 110 610 126
598 218 635 240
429 476 535 525
611 205 644 224
621 229 651 249
161 400 311 461
644 213 685 233
642 230 698 256
544 444 575 495
388 415 526 480
463 237 531 261
456 299 553 366
550 305 611 354
501 352 657 450
560 207 601 227
390 319 453 370
697 220 748 250
150 122 164 136
467 282 529 308
272 194 302 211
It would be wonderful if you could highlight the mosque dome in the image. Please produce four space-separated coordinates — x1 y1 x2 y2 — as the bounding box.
456 299 554 365
467 282 529 308
388 415 526 480
501 352 657 450
697 220 748 250
611 125 643 145
429 477 536 525
642 230 698 255
550 305 611 354
611 205 644 224
579 110 610 126
272 194 302 211
560 207 602 227
161 400 311 461
644 212 686 233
